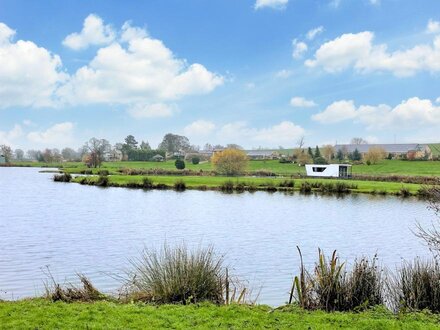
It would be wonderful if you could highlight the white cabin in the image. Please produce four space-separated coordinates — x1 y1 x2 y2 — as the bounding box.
305 164 352 178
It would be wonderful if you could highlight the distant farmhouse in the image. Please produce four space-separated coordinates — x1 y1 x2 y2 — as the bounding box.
334 143 439 160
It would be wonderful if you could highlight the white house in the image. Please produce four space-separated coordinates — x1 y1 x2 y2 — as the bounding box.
305 164 352 178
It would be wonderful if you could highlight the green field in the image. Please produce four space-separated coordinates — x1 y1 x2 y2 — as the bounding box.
11 159 440 177
0 300 438 329
72 174 422 195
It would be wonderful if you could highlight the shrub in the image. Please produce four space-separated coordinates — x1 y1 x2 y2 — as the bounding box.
191 157 200 165
175 159 186 170
220 180 234 192
299 182 312 193
291 248 384 312
235 182 246 192
174 179 186 191
45 274 106 303
399 187 411 197
265 181 277 192
125 244 225 304
142 177 154 189
279 180 295 188
211 149 248 176
96 175 109 187
53 173 72 182
391 259 440 313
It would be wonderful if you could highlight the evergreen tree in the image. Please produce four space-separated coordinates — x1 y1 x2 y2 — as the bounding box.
336 149 344 161
314 146 321 159
308 147 314 160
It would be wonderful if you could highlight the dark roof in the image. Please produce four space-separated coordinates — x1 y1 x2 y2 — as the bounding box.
334 144 426 154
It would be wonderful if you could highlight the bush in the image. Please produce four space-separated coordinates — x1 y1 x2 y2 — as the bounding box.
292 248 384 312
174 179 186 191
314 156 328 165
391 259 440 313
142 177 154 189
97 169 109 176
279 180 295 188
175 159 186 170
53 173 72 182
96 175 109 187
399 187 411 197
125 244 225 304
211 149 248 176
220 180 234 192
191 157 200 165
45 274 106 303
299 182 312 193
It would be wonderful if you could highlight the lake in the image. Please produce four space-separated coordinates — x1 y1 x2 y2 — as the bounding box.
0 167 436 305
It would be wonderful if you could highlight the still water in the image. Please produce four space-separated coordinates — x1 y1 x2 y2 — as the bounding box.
0 167 436 305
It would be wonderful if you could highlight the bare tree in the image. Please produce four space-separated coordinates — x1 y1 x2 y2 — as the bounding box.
296 136 305 150
351 137 368 145
83 138 111 168
0 144 13 162
415 188 440 255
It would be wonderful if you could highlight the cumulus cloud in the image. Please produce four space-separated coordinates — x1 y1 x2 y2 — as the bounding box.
0 22 66 108
255 0 288 10
127 103 176 119
62 14 115 50
183 120 216 136
292 39 308 59
58 20 223 107
218 121 305 146
305 29 440 77
0 125 23 146
306 26 324 40
290 97 317 108
27 122 75 147
312 97 440 130
427 19 440 34
369 0 380 5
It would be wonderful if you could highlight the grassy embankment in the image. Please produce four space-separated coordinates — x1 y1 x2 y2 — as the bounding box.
71 174 423 195
10 159 440 195
0 300 439 329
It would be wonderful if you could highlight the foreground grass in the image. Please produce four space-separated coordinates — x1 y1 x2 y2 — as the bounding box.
72 174 422 195
10 159 440 177
1 300 439 329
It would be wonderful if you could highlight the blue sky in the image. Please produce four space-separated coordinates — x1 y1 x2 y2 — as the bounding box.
0 0 439 150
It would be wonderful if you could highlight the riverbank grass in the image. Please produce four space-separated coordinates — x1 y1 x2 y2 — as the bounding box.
1 300 440 329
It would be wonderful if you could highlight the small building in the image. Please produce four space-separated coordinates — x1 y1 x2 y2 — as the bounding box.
305 164 352 178
0 154 5 164
152 154 165 162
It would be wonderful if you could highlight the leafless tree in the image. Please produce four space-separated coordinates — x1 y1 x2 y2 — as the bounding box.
415 188 440 255
351 137 368 145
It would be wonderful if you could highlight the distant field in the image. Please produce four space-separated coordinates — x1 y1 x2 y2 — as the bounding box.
11 159 440 177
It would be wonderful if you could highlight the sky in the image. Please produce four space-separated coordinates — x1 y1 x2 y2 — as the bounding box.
0 0 439 150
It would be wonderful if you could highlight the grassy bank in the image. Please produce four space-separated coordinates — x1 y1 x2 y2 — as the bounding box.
71 174 423 196
1 300 439 329
9 159 440 177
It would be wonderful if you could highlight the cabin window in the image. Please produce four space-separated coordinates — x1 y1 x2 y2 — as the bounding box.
312 167 326 172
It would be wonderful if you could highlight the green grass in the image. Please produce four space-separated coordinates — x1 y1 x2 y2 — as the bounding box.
11 159 440 177
72 174 422 195
1 300 439 329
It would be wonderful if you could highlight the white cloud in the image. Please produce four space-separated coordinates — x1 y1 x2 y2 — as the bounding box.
369 0 380 5
127 103 176 119
306 26 324 40
255 0 288 10
27 122 75 147
275 69 293 78
436 97 440 103
62 14 115 50
58 19 223 106
218 121 305 146
312 97 440 130
305 29 440 77
0 125 23 146
0 22 66 108
292 39 308 59
184 120 216 136
427 19 440 34
290 97 317 108
312 100 357 123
